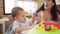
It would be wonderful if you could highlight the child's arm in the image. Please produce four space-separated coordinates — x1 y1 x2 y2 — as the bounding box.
15 26 31 34
12 21 31 34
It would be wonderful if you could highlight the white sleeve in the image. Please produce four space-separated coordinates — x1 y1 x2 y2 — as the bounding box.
12 22 20 31
29 19 32 25
26 18 32 25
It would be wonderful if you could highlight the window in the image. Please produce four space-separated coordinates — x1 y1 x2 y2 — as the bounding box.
17 1 38 13
4 0 38 15
4 0 14 15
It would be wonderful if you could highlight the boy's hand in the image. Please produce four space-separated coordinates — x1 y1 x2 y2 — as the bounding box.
24 26 31 30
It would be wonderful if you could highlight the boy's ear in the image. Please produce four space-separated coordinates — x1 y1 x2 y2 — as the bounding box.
15 17 17 19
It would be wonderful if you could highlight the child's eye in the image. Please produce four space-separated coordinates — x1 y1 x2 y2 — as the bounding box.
22 16 24 17
22 16 25 17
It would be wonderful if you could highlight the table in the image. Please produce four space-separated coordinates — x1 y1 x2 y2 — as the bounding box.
29 24 60 34
0 18 9 34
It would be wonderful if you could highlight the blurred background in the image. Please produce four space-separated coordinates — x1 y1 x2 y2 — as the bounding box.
0 0 60 34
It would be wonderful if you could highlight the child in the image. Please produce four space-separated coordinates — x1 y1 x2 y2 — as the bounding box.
11 7 33 34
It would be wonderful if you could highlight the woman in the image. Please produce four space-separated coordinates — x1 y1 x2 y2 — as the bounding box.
35 0 59 22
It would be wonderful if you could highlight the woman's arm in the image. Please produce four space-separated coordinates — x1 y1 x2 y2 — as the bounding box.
32 12 42 24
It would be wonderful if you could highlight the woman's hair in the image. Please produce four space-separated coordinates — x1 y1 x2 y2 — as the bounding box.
36 0 58 21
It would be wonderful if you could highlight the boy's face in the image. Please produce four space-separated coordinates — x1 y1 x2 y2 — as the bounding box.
15 10 26 23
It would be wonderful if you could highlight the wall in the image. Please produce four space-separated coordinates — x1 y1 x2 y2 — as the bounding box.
0 0 3 18
0 0 3 34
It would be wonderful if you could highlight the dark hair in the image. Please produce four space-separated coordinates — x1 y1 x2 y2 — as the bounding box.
11 7 24 18
36 0 58 21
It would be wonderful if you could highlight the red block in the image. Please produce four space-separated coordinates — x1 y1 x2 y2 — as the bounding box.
43 22 60 29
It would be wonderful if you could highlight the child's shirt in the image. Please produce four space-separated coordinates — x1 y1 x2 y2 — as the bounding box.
12 18 32 33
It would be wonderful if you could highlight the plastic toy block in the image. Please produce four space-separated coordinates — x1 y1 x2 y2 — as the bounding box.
43 22 60 29
33 13 38 17
39 22 44 28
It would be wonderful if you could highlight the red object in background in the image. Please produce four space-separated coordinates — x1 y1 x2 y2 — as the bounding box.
43 22 60 29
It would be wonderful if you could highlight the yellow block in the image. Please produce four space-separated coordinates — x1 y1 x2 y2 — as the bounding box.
51 25 58 30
